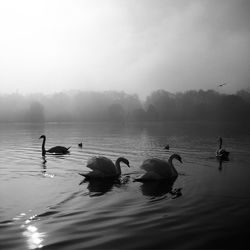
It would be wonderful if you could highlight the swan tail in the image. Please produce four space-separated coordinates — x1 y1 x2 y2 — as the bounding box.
134 172 162 182
79 172 89 178
78 170 106 179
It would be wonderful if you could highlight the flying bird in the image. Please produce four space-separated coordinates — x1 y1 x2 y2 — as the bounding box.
218 83 227 87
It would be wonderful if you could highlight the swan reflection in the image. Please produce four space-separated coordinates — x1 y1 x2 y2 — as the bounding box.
217 157 229 172
140 179 182 198
80 176 130 197
80 179 116 196
41 156 54 178
41 156 47 175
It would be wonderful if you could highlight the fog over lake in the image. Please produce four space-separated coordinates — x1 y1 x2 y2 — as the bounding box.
0 89 250 123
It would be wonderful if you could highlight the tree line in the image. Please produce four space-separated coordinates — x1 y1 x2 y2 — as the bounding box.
0 89 249 123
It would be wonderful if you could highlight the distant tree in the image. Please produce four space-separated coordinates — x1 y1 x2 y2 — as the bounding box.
145 90 177 120
130 108 147 121
0 89 249 123
146 104 159 121
194 103 209 120
108 103 126 123
28 101 45 122
237 90 250 104
216 94 249 121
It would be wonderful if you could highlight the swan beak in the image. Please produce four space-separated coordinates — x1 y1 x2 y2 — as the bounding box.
179 159 183 163
128 164 131 168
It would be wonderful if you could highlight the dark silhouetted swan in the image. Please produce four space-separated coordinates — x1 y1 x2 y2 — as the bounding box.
39 135 71 155
135 153 182 182
216 137 229 160
79 156 130 179
78 142 83 148
164 144 170 150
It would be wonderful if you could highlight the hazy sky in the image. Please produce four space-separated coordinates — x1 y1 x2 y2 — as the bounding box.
0 0 249 98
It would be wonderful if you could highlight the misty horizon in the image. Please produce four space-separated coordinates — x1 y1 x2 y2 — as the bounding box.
0 82 249 100
1 85 250 100
1 87 249 123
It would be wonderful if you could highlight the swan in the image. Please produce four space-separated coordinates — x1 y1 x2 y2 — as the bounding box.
79 156 130 179
164 144 170 150
216 137 229 160
78 142 83 148
135 153 182 182
39 135 71 155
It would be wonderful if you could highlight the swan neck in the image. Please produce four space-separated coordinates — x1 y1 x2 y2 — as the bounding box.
42 137 46 156
115 159 122 176
219 139 222 149
168 155 175 165
168 156 178 176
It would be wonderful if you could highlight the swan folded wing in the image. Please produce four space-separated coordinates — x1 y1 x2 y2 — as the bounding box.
140 158 172 176
47 146 70 154
86 157 117 176
135 171 163 181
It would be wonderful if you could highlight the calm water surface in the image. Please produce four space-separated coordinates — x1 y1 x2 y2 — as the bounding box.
0 122 250 249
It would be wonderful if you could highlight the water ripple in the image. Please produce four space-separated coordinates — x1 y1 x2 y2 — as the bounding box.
1 122 250 249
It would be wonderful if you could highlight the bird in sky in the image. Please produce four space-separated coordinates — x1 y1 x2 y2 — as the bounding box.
218 83 227 87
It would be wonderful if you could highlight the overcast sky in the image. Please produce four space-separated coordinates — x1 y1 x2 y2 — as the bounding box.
0 0 249 98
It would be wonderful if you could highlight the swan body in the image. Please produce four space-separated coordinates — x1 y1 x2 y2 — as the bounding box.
216 137 229 160
39 135 71 155
135 153 182 182
79 156 130 179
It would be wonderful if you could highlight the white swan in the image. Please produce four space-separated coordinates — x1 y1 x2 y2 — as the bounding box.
79 156 130 179
39 135 71 156
216 137 229 160
135 153 182 181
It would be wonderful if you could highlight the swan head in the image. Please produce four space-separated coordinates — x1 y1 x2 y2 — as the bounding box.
171 154 182 164
117 157 130 168
39 135 46 140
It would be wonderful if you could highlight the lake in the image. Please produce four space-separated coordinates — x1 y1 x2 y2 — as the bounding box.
0 122 250 249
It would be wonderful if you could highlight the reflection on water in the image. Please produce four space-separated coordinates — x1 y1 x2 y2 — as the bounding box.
21 214 45 249
217 156 230 172
41 156 47 176
80 176 130 197
80 179 115 197
40 156 54 178
22 224 44 249
1 122 250 249
139 179 182 198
